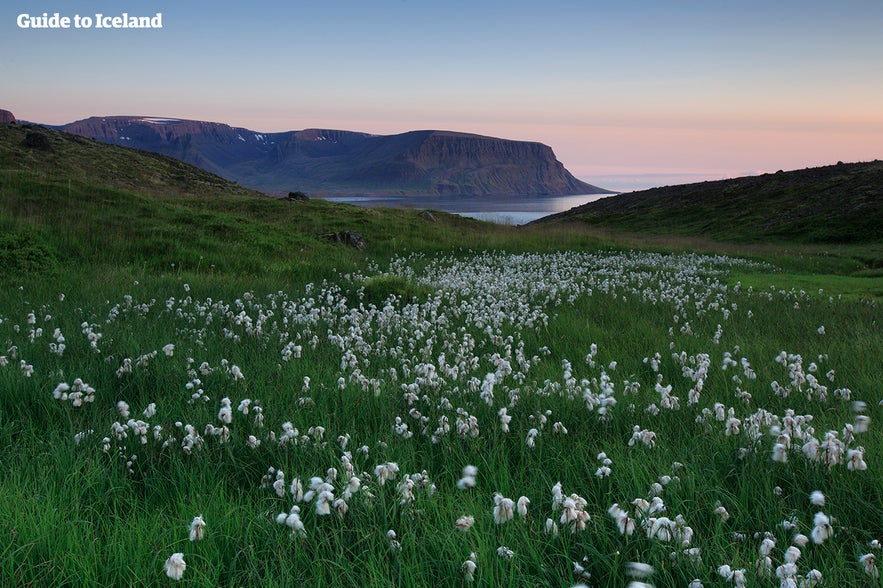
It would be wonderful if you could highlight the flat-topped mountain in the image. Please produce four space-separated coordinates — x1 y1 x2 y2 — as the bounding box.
534 161 883 244
57 116 609 197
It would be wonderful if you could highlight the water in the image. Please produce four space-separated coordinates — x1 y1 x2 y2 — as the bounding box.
319 193 617 224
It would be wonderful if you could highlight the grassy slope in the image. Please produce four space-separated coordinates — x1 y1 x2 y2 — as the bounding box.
536 161 883 246
1 122 881 301
0 124 612 288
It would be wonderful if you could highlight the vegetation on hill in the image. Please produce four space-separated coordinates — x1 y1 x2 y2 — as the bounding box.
536 161 883 245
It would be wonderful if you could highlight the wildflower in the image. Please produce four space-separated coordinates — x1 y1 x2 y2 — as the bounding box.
714 505 730 522
626 561 655 579
117 400 130 419
386 529 401 551
784 545 801 564
457 465 478 490
455 515 474 531
771 443 788 463
792 533 809 547
847 447 867 471
164 552 186 581
860 553 879 578
493 493 515 525
217 397 232 424
516 496 530 517
230 364 244 381
496 546 514 560
544 517 559 536
809 491 825 507
373 462 399 485
189 515 206 541
811 512 832 544
162 343 175 357
462 553 477 582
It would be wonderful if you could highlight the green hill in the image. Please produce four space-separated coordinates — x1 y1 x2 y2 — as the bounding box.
0 123 599 282
535 161 883 244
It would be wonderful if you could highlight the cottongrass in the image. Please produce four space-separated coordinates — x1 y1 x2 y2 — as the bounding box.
2 248 880 585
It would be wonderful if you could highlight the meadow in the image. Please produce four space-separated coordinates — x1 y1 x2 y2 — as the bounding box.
1 124 881 586
1 245 881 587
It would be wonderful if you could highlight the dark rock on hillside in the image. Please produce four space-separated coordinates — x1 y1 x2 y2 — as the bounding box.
21 131 53 152
0 110 15 124
56 116 610 197
286 191 309 201
323 230 367 250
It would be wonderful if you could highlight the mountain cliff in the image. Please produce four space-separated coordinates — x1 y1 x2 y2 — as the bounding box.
0 110 16 124
57 116 609 196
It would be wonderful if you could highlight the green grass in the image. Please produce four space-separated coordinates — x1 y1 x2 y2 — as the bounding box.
1 122 882 586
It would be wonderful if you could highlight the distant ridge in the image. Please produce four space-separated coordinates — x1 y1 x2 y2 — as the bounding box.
55 116 610 197
533 161 883 244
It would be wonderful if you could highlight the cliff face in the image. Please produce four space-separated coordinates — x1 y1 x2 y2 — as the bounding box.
58 116 609 196
0 110 16 124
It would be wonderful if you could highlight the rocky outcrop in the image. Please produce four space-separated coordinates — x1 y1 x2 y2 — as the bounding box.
57 116 610 197
0 109 16 124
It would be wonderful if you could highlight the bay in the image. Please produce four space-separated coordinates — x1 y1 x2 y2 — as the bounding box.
319 193 617 225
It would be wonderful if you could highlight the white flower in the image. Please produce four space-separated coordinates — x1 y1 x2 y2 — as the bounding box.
809 490 825 507
496 545 515 560
189 515 206 541
493 493 515 525
517 496 530 517
784 546 801 564
462 557 477 582
811 512 832 544
626 561 655 578
860 553 879 578
455 515 475 531
162 343 175 357
164 552 186 581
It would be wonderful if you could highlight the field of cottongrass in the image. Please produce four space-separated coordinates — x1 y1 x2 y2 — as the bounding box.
1 248 881 586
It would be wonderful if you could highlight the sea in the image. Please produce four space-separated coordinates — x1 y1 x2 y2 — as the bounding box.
319 193 618 225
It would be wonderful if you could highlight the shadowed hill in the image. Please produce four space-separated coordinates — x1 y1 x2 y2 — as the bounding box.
0 122 606 279
534 161 883 244
56 116 610 197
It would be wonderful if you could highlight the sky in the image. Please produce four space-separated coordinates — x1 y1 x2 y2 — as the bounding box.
3 0 882 191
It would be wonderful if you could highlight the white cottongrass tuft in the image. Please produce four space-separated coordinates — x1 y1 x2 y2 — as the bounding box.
188 514 206 542
164 552 186 581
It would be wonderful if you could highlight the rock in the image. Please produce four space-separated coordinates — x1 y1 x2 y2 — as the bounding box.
286 191 309 201
21 131 53 152
323 230 367 250
418 210 437 222
0 109 15 124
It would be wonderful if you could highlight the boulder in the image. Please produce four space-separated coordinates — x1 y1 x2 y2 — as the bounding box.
286 191 309 201
21 131 53 152
323 230 367 250
0 109 15 124
418 210 437 222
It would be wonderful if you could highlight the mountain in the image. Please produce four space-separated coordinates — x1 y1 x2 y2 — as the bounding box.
55 116 609 197
0 110 15 124
532 161 883 244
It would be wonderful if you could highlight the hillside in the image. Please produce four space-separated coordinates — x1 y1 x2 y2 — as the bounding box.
535 161 883 244
0 120 574 279
56 116 608 197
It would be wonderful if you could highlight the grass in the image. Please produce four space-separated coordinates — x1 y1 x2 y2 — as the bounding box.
1 122 882 586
